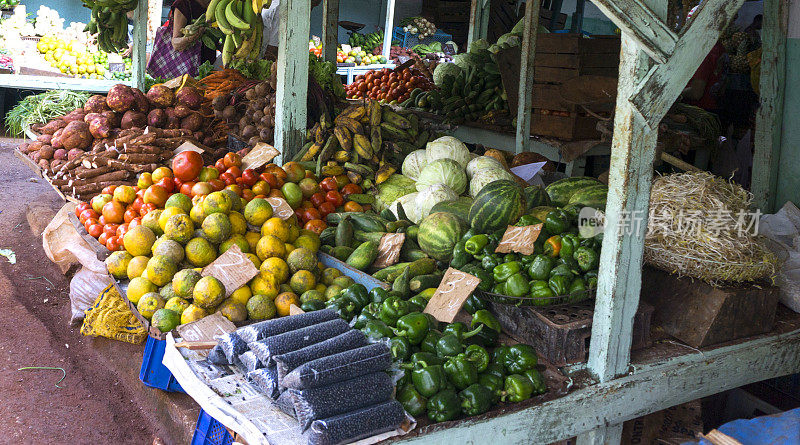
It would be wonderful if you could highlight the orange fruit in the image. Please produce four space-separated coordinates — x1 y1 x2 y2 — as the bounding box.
274 292 301 317
261 217 289 242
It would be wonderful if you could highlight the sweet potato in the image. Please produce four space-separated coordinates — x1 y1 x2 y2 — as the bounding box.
89 116 111 139
121 111 147 130
147 85 175 108
37 133 52 144
51 128 65 149
64 109 87 123
101 110 121 128
84 95 109 114
40 119 67 135
61 121 92 150
38 159 50 170
39 145 55 160
53 148 68 161
106 84 135 113
131 87 150 114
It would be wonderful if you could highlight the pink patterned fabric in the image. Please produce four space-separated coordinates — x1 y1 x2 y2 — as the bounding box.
146 21 201 79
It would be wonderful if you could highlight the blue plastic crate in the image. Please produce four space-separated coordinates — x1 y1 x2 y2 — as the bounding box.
392 27 453 50
191 410 234 445
139 336 185 393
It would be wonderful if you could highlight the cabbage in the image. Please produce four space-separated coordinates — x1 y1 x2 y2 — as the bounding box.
469 39 489 54
433 63 462 87
402 149 427 180
466 156 504 178
414 184 459 219
375 174 417 211
469 168 515 197
426 136 470 168
452 53 472 70
391 192 421 224
416 158 468 195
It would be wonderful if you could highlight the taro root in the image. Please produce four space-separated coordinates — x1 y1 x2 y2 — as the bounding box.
181 113 203 132
67 148 85 161
51 128 65 149
146 84 175 108
84 112 103 124
174 104 192 118
252 110 264 123
62 121 93 150
131 87 150 114
248 136 260 146
147 108 167 127
39 145 55 160
106 84 135 113
175 86 203 110
238 116 249 129
89 116 112 139
84 95 109 113
64 109 87 123
165 107 180 129
259 128 272 141
40 119 67 135
53 148 68 161
37 133 52 145
242 125 257 139
101 110 121 128
121 111 147 130
254 82 269 97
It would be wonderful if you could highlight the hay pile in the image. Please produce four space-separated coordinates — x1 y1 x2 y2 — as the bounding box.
644 171 778 284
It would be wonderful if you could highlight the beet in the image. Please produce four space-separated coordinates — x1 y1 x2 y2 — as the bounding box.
84 95 109 114
51 128 65 149
39 145 55 160
61 121 92 150
106 84 135 113
174 104 192 118
176 86 204 110
147 85 175 108
180 113 203 132
89 116 111 139
67 148 85 161
53 148 68 161
40 119 67 135
121 111 147 130
101 110 121 128
147 108 167 127
131 87 150 114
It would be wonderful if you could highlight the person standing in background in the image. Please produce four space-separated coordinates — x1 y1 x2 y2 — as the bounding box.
260 0 322 60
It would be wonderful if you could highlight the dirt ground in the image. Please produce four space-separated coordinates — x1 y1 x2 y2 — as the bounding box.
0 138 185 444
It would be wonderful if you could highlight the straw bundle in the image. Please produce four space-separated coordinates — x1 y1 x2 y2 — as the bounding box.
644 171 777 284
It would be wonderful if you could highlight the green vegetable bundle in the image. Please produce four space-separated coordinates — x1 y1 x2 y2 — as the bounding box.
5 90 90 138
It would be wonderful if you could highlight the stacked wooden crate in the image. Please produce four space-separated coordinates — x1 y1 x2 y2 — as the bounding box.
423 0 471 47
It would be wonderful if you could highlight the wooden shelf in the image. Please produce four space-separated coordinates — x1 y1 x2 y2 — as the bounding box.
0 74 131 93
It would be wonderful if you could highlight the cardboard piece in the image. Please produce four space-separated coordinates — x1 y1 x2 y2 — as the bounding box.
424 268 481 323
241 143 280 170
266 197 295 220
174 140 204 155
622 400 703 445
289 304 305 316
176 313 236 343
202 245 259 296
495 224 543 256
372 233 405 269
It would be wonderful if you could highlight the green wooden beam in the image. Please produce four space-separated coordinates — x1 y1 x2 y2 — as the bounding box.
273 0 311 165
467 0 490 49
382 0 396 61
130 0 147 92
322 0 340 63
589 0 677 64
514 0 541 154
751 0 789 213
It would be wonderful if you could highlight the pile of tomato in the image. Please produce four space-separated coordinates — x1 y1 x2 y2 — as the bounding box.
344 67 435 102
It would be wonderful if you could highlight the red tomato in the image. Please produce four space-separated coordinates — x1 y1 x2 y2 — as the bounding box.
325 190 344 207
84 218 98 232
102 185 117 195
305 207 322 221
303 219 327 235
317 201 336 216
319 177 338 193
132 196 144 213
103 224 119 237
98 215 106 225
341 183 362 197
209 178 226 191
97 232 109 245
215 159 226 172
180 181 196 196
173 177 183 190
76 202 91 217
171 150 203 181
79 208 99 224
123 207 138 223
226 165 242 178
140 202 157 215
128 218 141 229
155 177 174 193
241 169 258 187
220 172 237 186
223 152 242 169
106 236 121 251
116 223 129 238
343 201 364 212
309 192 326 208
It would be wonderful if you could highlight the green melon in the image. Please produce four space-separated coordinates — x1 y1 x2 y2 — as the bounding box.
544 176 602 207
567 183 608 210
468 180 526 233
417 212 466 261
430 196 474 225
524 185 551 211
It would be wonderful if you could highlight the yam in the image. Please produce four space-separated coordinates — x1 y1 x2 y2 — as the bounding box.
84 95 109 114
63 109 87 123
121 111 147 130
51 128 65 149
39 145 55 160
37 133 52 144
53 148 68 161
181 113 203 132
61 121 93 150
131 88 150 114
40 119 67 135
106 84 135 113
176 86 203 110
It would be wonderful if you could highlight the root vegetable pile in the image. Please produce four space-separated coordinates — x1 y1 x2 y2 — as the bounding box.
213 63 279 148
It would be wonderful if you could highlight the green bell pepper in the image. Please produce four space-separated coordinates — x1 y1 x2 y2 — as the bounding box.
362 302 381 318
459 383 493 416
523 368 547 395
516 214 542 227
450 240 472 269
361 319 394 340
325 297 354 320
544 209 569 235
568 277 587 301
467 309 500 347
493 345 511 364
378 296 411 326
501 344 539 374
427 389 461 422
478 373 504 403
463 294 487 314
398 367 411 387
389 336 412 361
393 312 430 345
492 281 507 295
530 280 556 305
560 234 579 261
548 274 572 296
444 353 479 390
465 325 499 348
543 235 562 257
504 272 530 297
503 253 520 263
549 263 574 278
464 234 489 255
481 254 502 272
483 362 506 379
461 228 476 242
410 351 446 367
435 333 464 357
574 246 599 272
397 384 427 416
520 254 535 267
341 284 370 312
471 309 501 333
493 261 521 282
584 270 598 289
502 374 534 402
466 265 494 292
368 287 390 305
300 299 326 312
527 255 555 281
464 344 490 373
408 295 429 312
412 364 448 397
442 322 484 342
420 330 442 354
352 311 376 329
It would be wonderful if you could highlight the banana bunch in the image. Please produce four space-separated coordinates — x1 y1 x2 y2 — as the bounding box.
81 0 138 53
206 0 269 66
296 101 432 186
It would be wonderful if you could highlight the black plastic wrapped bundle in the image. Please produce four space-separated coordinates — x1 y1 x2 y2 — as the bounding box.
275 389 297 418
238 351 264 373
307 400 405 445
209 332 249 365
292 372 393 431
247 366 281 399
248 319 351 367
281 343 392 390
237 310 339 344
273 330 368 382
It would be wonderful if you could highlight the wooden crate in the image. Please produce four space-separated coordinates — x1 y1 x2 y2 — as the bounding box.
531 112 602 140
640 267 779 348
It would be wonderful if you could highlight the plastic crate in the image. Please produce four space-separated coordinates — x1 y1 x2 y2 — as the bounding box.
191 410 234 445
139 336 185 393
392 27 452 49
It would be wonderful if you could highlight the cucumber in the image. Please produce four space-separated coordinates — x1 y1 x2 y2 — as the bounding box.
320 226 336 246
392 266 411 298
406 225 419 240
354 230 385 244
330 245 355 261
383 258 436 283
372 262 412 281
335 218 354 247
380 208 396 222
414 288 437 300
347 194 375 205
349 213 388 233
401 249 429 262
345 241 379 270
409 273 443 293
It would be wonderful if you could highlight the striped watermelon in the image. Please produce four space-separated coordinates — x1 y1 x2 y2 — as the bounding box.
430 196 474 225
468 180 526 233
545 176 603 207
418 212 466 261
524 185 551 211
567 184 608 209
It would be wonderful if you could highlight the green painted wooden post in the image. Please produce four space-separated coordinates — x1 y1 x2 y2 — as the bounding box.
273 0 311 165
467 0 490 49
515 0 541 154
590 0 677 63
322 0 340 63
131 0 147 91
382 0 396 61
752 0 789 213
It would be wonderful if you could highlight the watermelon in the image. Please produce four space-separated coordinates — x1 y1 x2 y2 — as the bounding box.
567 184 608 209
418 212 466 261
545 176 603 207
524 185 551 211
468 180 526 233
430 197 474 225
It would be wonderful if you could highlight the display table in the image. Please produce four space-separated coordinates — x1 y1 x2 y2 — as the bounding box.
0 74 129 93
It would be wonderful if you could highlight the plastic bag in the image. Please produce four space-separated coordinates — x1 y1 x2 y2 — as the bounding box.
275 389 297 418
237 309 338 344
70 267 115 324
760 202 800 312
292 372 394 431
209 332 248 365
281 343 392 390
238 350 265 373
80 284 147 344
247 319 350 367
274 330 368 382
247 366 281 399
307 400 405 445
